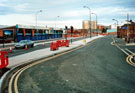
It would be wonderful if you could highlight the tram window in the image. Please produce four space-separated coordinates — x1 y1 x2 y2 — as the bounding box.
4 30 13 38
34 30 37 33
44 30 46 33
25 29 31 33
39 30 43 33
18 29 23 33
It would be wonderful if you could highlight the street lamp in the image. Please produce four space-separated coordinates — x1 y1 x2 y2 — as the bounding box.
92 13 98 36
35 10 42 40
36 10 42 26
112 19 119 38
83 6 91 38
55 16 60 36
55 16 60 29
112 19 118 27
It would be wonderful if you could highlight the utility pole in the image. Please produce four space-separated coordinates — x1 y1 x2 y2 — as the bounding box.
65 26 68 40
92 13 98 36
35 10 42 40
70 26 73 43
83 6 91 38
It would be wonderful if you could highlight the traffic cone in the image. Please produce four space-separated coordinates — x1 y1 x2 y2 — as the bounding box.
42 43 45 47
9 47 13 53
25 44 28 50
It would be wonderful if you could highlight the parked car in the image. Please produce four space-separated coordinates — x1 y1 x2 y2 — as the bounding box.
15 40 34 49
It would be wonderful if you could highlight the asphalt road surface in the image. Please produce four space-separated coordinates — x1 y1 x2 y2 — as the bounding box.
17 36 135 93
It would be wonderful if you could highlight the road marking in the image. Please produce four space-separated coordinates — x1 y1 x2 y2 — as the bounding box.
8 38 98 93
110 42 115 45
112 37 135 67
126 55 135 67
8 67 26 93
125 48 135 55
126 56 133 66
115 44 129 56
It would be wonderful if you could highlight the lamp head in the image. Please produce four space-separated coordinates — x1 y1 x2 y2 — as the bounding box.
40 10 42 12
83 6 87 8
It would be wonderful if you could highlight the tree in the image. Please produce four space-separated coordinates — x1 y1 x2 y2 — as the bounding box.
102 28 108 33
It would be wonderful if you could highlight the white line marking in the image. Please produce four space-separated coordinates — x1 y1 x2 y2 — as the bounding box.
116 44 129 56
125 48 135 55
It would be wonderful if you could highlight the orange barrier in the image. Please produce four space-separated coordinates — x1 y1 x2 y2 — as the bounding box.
42 43 45 47
56 40 62 47
57 40 70 47
9 47 13 53
25 44 28 50
100 33 108 36
61 40 69 47
50 40 70 51
50 42 59 51
0 51 9 69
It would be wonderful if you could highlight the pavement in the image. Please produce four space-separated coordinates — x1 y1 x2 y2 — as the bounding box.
7 35 103 68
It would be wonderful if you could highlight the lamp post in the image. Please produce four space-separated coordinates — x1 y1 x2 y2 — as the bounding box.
55 16 60 29
112 19 118 27
92 13 98 36
55 16 60 34
112 19 119 38
35 10 42 40
83 6 91 38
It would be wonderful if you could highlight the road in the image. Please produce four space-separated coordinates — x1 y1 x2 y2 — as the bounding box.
14 36 135 93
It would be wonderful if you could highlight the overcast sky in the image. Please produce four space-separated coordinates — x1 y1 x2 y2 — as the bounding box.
0 0 135 28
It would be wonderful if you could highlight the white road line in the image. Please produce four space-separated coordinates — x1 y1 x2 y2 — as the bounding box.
116 44 129 56
125 48 135 55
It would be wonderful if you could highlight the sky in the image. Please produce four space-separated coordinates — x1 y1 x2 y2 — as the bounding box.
0 0 135 29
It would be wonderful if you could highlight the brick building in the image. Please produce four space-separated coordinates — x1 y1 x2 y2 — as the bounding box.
117 23 135 43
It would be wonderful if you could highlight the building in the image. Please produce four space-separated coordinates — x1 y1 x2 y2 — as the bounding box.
0 24 63 43
98 25 104 31
117 23 135 43
82 20 90 30
82 20 97 30
66 29 88 36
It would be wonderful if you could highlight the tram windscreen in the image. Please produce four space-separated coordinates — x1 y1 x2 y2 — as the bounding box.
4 30 13 38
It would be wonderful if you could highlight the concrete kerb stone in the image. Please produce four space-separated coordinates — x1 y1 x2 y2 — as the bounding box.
0 35 104 92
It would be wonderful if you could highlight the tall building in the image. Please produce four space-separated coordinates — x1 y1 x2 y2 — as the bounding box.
82 20 97 30
82 20 90 30
91 21 97 29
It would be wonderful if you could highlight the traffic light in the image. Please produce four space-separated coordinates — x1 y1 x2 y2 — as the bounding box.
65 26 68 30
71 26 73 34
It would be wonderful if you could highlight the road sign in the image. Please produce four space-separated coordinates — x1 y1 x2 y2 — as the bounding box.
122 27 128 29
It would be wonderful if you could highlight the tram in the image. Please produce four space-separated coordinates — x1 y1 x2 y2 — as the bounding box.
0 24 63 43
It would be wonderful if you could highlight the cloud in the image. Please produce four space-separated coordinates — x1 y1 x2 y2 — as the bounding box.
0 0 135 28
0 13 83 28
0 3 6 6
0 14 35 25
13 3 30 12
39 19 83 29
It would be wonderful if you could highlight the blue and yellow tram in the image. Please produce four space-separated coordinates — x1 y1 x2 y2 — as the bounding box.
0 24 63 43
